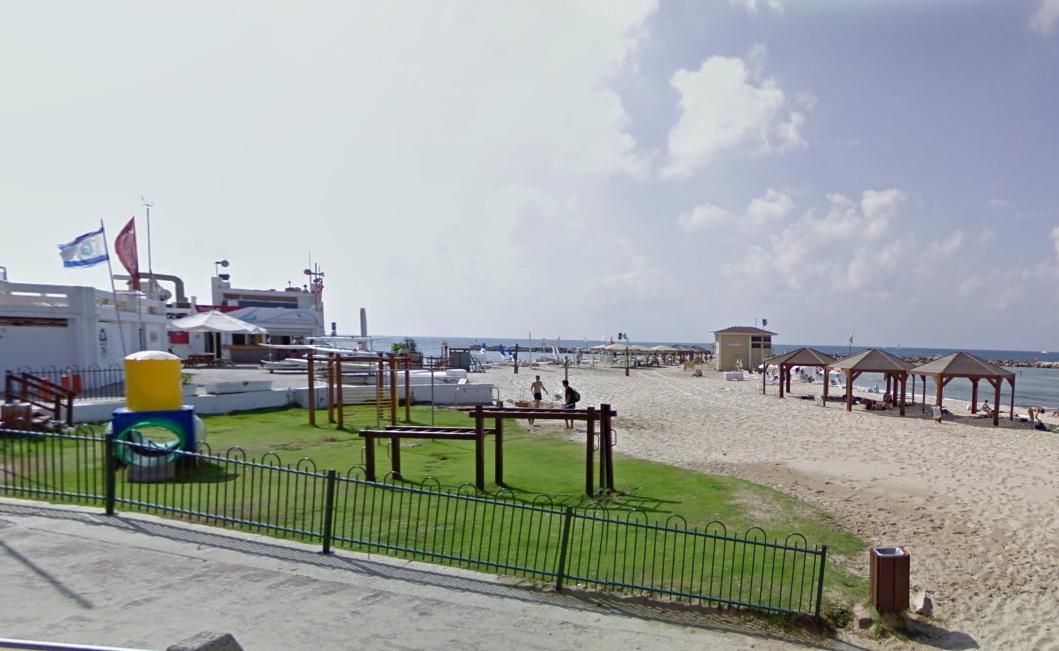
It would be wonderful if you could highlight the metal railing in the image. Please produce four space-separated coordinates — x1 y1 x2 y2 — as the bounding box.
0 428 827 619
15 365 125 401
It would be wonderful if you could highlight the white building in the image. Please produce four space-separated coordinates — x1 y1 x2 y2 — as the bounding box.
0 277 167 384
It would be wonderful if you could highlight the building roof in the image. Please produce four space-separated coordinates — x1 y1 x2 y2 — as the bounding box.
829 348 915 373
910 352 1014 379
766 347 836 367
712 326 777 336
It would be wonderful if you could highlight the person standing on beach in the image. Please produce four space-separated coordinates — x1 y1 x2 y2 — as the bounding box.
529 375 547 424
562 379 579 429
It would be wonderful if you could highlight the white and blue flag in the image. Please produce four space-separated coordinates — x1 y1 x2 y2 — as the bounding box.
58 227 109 268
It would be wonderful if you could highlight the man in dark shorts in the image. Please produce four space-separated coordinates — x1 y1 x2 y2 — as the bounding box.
529 375 547 424
562 379 579 429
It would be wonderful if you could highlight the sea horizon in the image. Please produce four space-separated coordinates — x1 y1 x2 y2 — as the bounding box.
369 334 1059 410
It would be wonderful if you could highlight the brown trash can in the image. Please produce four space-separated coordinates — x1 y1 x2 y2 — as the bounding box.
869 546 910 612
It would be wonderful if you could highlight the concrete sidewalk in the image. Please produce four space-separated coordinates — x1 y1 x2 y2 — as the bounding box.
0 500 836 650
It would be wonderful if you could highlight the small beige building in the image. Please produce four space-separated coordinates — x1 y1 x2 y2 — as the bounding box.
713 326 776 372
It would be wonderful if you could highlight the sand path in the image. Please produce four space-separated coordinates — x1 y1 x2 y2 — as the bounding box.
484 364 1059 649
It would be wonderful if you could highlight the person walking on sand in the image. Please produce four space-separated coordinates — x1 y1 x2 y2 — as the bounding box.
529 375 547 424
562 379 580 429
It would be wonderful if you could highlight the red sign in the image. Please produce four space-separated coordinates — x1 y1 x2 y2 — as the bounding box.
115 217 139 290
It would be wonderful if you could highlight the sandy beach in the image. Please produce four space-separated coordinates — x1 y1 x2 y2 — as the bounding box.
483 362 1059 649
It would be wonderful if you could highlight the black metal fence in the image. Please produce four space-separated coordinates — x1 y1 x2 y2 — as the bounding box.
0 428 827 619
16 365 125 401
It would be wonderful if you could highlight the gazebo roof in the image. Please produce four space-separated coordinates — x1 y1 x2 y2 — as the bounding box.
713 326 777 335
829 348 914 373
910 352 1014 379
767 347 836 367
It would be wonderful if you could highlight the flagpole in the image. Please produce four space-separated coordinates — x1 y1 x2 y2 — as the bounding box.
141 197 154 299
101 219 129 358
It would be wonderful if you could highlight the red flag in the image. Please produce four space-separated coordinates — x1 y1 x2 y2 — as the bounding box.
115 217 140 290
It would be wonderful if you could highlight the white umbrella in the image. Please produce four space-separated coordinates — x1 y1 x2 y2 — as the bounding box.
169 310 268 335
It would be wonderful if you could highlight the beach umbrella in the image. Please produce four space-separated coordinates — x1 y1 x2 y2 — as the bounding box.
169 310 268 335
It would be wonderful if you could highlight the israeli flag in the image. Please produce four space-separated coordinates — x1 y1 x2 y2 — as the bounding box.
58 227 109 268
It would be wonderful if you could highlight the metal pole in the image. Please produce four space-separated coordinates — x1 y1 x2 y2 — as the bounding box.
99 220 128 358
142 197 154 299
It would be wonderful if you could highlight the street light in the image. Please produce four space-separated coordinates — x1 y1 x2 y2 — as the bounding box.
214 259 229 279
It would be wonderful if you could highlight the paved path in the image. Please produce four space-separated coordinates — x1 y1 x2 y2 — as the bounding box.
0 500 846 651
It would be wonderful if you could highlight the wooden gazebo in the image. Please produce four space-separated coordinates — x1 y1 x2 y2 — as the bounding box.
762 347 836 397
910 352 1015 427
825 349 914 416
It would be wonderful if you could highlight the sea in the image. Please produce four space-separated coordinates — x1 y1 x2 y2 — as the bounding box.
371 335 1059 410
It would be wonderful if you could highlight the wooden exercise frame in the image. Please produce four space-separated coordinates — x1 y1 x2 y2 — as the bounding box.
308 351 414 429
462 403 618 496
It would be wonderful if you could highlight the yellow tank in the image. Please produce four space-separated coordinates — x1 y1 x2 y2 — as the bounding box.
124 351 183 412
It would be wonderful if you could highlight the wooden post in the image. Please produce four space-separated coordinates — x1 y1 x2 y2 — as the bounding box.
514 344 519 374
937 376 946 406
762 361 766 395
971 379 979 413
474 405 485 490
899 374 907 416
404 357 411 422
389 359 398 426
364 434 375 481
585 406 595 496
625 349 630 377
785 366 792 394
911 375 916 405
602 403 615 491
993 379 1001 427
822 367 829 406
307 354 316 426
327 354 335 424
337 355 344 429
779 364 785 398
391 434 402 479
494 399 504 486
1009 378 1015 421
564 358 569 382
845 370 853 411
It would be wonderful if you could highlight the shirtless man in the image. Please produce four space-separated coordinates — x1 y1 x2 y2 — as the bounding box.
529 375 547 424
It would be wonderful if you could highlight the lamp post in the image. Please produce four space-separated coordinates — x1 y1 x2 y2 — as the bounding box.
214 259 229 277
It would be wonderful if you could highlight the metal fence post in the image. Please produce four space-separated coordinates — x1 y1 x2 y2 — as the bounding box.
321 469 338 554
815 545 828 621
554 506 575 592
104 433 116 516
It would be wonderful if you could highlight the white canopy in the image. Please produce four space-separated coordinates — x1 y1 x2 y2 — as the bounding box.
169 310 268 335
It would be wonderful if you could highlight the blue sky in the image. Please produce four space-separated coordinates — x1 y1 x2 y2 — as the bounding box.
2 1 1058 349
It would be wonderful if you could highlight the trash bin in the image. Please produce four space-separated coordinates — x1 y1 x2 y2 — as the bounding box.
869 546 910 612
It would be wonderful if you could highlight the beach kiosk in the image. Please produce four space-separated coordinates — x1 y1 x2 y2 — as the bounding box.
713 326 776 372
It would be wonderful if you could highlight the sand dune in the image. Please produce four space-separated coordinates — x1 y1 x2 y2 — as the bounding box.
483 363 1059 649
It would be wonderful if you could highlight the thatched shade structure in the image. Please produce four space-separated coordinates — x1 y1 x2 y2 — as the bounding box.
762 347 836 398
825 349 915 416
910 352 1015 427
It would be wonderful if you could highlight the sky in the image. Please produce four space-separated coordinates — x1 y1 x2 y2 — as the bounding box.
2 0 1059 350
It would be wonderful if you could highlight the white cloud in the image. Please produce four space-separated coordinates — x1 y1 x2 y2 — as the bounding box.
730 0 784 14
860 189 907 239
678 187 793 232
979 228 996 244
926 230 965 257
721 187 910 293
1029 0 1059 35
678 203 733 231
1051 225 1059 260
662 53 808 177
987 198 1011 208
746 188 794 223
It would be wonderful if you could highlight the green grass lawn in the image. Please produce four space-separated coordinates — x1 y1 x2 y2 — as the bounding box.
2 405 865 618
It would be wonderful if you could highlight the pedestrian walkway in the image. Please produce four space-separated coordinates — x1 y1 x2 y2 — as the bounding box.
0 499 839 650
